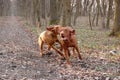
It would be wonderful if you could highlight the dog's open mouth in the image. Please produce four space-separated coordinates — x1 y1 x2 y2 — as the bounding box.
60 33 69 42
61 38 69 42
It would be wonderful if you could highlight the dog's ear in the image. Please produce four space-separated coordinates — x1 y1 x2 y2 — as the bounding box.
46 27 55 33
70 29 75 35
46 27 53 31
55 27 60 33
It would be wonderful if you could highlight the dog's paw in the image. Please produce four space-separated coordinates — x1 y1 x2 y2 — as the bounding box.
66 64 72 68
46 51 53 56
40 53 43 57
78 56 82 60
60 57 66 61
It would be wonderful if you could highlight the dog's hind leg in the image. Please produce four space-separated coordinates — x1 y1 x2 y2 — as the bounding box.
38 38 44 57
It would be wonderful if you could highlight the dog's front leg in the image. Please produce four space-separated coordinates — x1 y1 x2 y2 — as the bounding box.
47 45 52 50
51 46 64 58
64 48 71 65
75 46 82 60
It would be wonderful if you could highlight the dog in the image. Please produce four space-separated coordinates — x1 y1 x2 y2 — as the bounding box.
46 25 64 50
47 26 82 66
38 26 64 58
59 26 82 65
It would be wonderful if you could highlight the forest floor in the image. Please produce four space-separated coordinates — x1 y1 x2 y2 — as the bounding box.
0 16 120 80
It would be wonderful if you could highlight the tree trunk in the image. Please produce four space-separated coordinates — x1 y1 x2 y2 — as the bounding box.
109 0 120 37
96 0 100 26
105 0 113 29
50 0 58 25
36 0 41 27
73 0 81 26
88 0 94 30
0 0 3 16
61 0 71 26
101 0 107 29
83 0 89 16
41 0 45 19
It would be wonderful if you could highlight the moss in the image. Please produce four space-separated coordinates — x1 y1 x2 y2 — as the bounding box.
109 31 120 38
109 31 114 37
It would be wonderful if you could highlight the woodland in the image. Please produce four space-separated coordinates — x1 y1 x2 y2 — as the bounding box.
0 0 120 80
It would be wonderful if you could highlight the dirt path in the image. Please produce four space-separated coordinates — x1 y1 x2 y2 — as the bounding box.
0 17 119 80
0 17 60 80
0 17 34 50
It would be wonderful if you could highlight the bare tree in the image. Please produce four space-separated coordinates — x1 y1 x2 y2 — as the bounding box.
109 0 120 37
49 0 58 25
82 0 89 16
0 0 4 16
61 0 71 26
105 0 113 29
40 0 45 19
73 0 82 26
95 0 101 26
88 0 95 30
101 0 107 28
0 0 115 32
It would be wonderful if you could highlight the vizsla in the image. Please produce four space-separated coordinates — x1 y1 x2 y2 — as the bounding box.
59 26 82 65
38 25 64 57
47 26 82 66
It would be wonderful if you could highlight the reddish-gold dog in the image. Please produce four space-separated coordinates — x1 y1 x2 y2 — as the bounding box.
46 25 64 50
38 25 64 57
59 27 82 65
47 26 82 65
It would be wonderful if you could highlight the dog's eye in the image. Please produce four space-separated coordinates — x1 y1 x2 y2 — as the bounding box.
61 34 64 38
69 33 71 36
